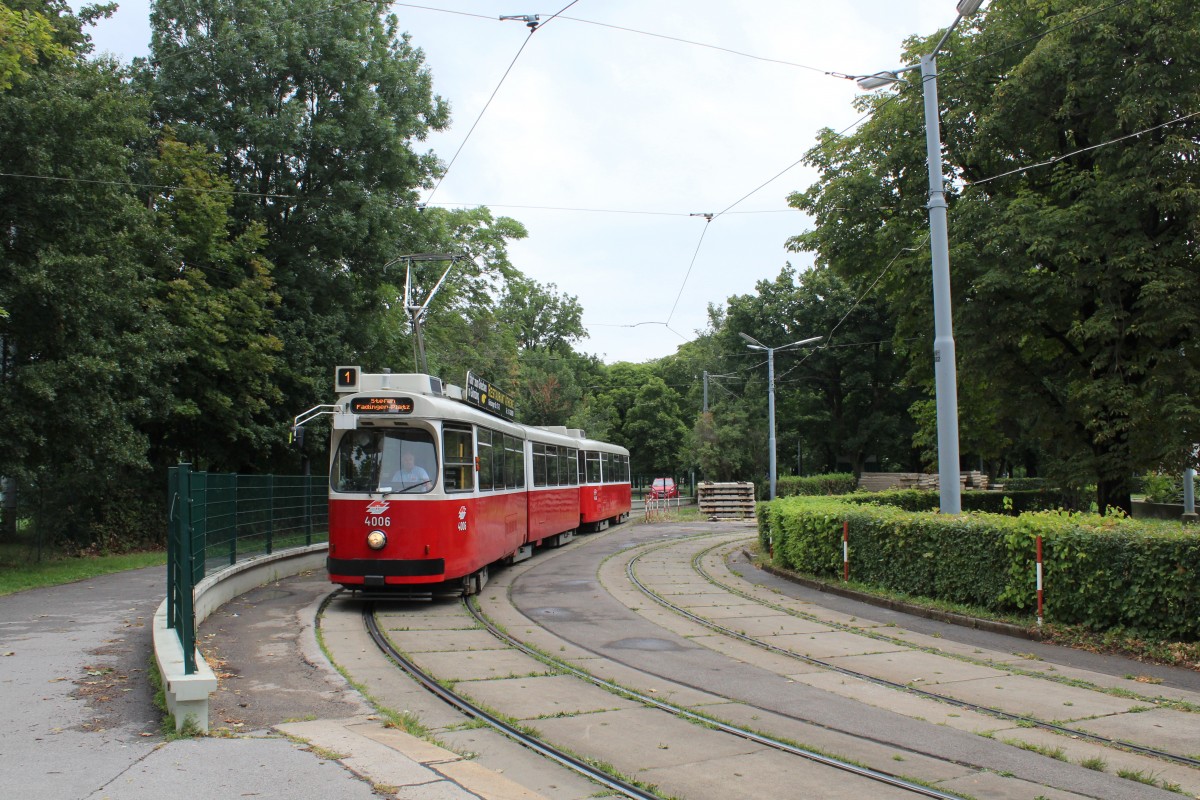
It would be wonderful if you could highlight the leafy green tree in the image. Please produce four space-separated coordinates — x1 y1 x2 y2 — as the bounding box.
149 0 456 419
143 131 285 472
0 1 70 91
499 276 586 353
622 377 689 478
721 265 917 476
790 0 1200 512
0 52 172 547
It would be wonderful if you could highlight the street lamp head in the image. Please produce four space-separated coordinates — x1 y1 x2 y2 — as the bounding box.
784 335 824 349
738 332 765 349
857 72 900 90
956 0 985 15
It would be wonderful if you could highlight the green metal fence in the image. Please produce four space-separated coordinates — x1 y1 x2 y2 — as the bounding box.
167 465 328 674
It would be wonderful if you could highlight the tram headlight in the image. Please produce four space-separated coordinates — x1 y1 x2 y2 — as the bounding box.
366 530 387 551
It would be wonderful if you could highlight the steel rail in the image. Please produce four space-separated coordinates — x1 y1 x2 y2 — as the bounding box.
629 540 1200 771
361 604 661 800
464 600 968 800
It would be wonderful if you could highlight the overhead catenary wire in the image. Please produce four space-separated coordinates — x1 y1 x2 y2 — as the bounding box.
964 110 1200 187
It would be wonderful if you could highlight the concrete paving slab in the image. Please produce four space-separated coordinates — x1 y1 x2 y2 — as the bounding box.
530 707 765 770
1011 662 1200 706
764 629 910 659
687 611 830 634
790 670 1003 733
383 629 509 653
351 723 554 800
937 769 1134 800
683 633 831 675
374 598 472 619
933 675 1143 723
708 701 981 786
1070 707 1200 756
564 656 735 708
318 618 469 731
881 626 1034 662
455 674 641 719
374 613 480 631
825 648 1012 686
652 583 737 597
409 648 554 682
668 594 763 610
984 725 1200 797
278 718 445 786
637 747 918 800
436 725 604 799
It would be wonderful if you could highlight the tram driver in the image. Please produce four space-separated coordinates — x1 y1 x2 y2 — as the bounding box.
391 450 432 493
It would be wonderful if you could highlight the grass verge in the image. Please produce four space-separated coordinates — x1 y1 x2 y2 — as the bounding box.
0 549 166 596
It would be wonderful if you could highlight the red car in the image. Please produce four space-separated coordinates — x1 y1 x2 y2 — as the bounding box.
647 477 678 500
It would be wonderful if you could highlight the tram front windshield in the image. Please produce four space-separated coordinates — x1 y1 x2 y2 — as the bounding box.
332 428 437 494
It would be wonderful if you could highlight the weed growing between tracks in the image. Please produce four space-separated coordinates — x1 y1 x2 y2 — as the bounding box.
313 608 451 752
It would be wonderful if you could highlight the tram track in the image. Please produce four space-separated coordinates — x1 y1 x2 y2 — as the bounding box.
460 598 968 800
362 601 661 800
335 523 1196 800
625 537 1200 772
361 596 971 800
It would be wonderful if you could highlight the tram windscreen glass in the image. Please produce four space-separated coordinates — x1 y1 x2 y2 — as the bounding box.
331 428 436 494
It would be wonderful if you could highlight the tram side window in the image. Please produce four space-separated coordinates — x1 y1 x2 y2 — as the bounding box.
545 445 558 486
601 452 613 483
623 454 631 482
532 443 547 488
584 451 601 483
478 428 494 491
443 426 474 493
559 448 576 486
505 434 525 489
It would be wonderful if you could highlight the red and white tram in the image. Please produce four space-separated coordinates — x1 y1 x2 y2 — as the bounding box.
318 367 631 594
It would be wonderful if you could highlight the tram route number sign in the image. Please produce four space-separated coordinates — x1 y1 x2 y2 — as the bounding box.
465 371 516 421
350 396 414 414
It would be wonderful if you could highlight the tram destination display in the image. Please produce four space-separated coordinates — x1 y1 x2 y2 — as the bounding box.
465 371 516 421
350 397 414 414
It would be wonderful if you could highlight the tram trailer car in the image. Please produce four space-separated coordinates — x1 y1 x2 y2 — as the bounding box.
323 367 631 594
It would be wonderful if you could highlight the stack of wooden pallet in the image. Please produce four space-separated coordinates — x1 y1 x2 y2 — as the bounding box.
698 482 757 519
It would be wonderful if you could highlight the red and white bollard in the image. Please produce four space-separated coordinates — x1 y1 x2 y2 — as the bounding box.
842 520 849 582
1036 534 1044 628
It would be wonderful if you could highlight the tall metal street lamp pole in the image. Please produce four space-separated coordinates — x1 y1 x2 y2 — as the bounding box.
740 332 823 501
856 0 985 515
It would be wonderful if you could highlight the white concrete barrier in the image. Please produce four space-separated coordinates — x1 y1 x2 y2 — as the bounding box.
152 543 329 732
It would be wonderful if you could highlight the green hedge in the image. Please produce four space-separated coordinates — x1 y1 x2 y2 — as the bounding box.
843 488 1061 515
775 473 859 497
757 497 1200 640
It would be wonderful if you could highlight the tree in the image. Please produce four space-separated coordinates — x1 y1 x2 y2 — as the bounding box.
149 0 455 420
721 265 917 476
0 0 81 92
790 0 1200 512
143 131 285 472
0 52 173 546
622 378 689 478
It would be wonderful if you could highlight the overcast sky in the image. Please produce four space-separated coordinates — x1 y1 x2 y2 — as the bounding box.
81 1 961 364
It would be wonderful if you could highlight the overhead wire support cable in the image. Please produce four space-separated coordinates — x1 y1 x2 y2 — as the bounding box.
664 214 713 327
423 1 579 206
